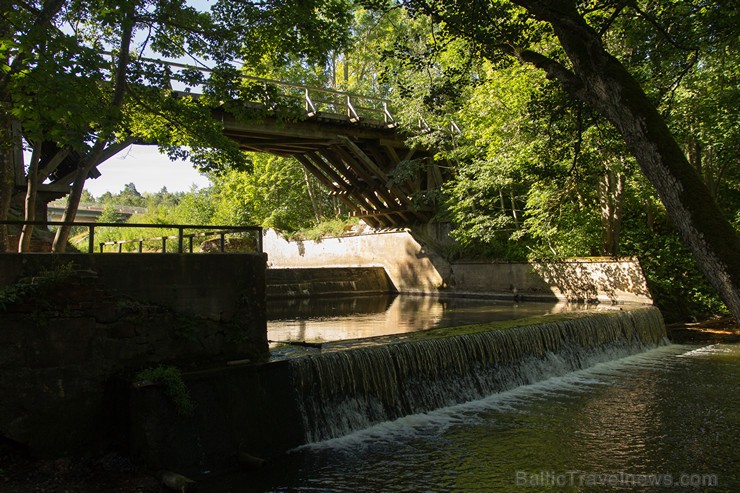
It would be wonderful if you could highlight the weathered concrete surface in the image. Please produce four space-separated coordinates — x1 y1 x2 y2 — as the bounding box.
266 266 394 299
449 259 652 304
0 253 267 458
263 230 652 303
264 229 447 293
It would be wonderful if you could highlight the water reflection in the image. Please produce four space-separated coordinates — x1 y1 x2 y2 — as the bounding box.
268 294 592 344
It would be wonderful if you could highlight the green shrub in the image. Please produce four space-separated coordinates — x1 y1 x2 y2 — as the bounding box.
136 366 194 416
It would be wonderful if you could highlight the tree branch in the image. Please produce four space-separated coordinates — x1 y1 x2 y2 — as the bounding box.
514 48 582 96
0 0 68 92
111 7 134 108
629 2 698 52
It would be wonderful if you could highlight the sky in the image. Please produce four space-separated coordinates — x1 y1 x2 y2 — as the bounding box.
83 145 211 197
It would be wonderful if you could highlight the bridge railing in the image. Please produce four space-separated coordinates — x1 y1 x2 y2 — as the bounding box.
132 55 397 126
0 220 262 254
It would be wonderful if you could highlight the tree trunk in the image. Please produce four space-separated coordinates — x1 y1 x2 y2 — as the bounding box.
302 167 323 222
52 143 106 252
599 167 624 257
19 143 41 252
518 0 740 320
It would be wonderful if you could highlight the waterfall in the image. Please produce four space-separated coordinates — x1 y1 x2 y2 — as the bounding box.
290 307 666 443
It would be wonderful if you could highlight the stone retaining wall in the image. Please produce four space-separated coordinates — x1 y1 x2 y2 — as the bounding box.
0 253 267 457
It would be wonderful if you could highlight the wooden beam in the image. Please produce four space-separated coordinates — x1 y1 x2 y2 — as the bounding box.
318 148 391 211
294 154 381 228
384 144 401 165
337 135 391 183
292 154 340 192
302 152 350 191
336 136 421 214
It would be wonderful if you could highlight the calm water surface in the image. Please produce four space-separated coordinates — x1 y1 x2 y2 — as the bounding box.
203 343 740 492
268 295 593 344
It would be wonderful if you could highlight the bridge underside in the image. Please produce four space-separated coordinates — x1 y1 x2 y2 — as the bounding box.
33 106 446 230
218 110 445 229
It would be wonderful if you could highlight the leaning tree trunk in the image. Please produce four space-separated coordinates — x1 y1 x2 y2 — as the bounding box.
518 0 740 320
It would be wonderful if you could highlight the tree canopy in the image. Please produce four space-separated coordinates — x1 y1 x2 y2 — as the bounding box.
355 0 739 320
1 0 737 320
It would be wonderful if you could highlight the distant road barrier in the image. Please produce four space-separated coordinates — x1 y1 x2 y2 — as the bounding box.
0 220 262 254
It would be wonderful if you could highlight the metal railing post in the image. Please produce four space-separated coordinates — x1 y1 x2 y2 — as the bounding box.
178 227 184 253
88 225 95 254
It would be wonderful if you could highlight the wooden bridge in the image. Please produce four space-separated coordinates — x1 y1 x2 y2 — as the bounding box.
36 62 449 229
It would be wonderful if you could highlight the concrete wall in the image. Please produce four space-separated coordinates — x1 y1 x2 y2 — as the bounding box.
264 229 447 293
0 253 268 322
263 230 652 304
0 253 267 457
448 259 652 304
266 266 394 298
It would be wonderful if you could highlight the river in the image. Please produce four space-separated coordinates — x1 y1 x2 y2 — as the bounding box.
201 338 739 492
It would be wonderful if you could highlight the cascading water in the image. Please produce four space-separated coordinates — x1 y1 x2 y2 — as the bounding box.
290 307 667 443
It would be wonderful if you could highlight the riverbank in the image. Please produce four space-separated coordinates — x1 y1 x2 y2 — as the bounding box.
0 446 161 493
667 317 740 343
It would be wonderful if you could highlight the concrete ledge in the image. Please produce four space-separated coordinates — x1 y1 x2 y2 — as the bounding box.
266 267 394 299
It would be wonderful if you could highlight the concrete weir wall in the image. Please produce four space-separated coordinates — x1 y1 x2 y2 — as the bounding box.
263 229 653 303
0 253 267 457
130 307 665 475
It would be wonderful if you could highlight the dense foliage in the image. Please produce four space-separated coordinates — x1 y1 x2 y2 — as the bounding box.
3 1 737 321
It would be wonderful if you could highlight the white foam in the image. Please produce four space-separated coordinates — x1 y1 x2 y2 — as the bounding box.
295 344 687 452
